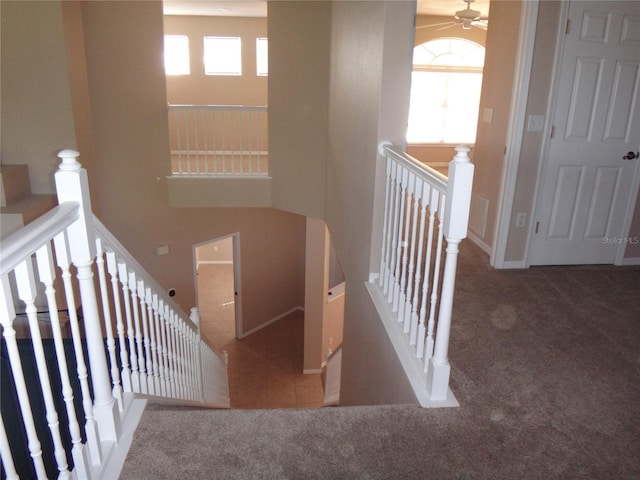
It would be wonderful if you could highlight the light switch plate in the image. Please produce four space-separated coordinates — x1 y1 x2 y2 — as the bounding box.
527 115 545 132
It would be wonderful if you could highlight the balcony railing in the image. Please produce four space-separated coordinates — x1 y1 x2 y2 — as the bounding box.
168 104 268 177
0 150 229 479
368 142 474 407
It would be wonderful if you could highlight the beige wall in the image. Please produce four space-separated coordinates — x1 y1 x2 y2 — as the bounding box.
65 1 305 335
504 1 560 262
267 1 330 220
163 15 267 105
1 1 77 194
469 0 522 251
326 0 419 405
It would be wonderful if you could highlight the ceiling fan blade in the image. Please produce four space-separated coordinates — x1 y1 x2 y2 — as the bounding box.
435 23 459 31
416 21 456 29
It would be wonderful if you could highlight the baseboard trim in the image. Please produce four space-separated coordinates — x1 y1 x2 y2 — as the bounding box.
467 230 492 256
621 257 640 266
303 369 322 374
239 306 304 338
197 260 233 268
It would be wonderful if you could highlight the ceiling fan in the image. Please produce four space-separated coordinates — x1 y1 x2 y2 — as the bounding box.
417 0 488 31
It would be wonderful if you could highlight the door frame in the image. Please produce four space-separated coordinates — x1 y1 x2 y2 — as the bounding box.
490 0 540 268
524 0 640 267
193 232 243 340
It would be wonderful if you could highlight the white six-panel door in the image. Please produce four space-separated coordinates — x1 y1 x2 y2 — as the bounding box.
529 1 640 265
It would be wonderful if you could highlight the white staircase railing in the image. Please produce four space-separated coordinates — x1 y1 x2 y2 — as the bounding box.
168 104 268 177
368 143 474 407
0 150 229 479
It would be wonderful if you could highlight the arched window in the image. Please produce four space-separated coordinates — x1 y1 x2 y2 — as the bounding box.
407 38 485 145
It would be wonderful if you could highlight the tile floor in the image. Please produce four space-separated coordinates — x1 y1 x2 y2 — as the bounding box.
196 263 325 409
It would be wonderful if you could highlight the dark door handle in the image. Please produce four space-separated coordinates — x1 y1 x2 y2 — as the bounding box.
623 151 639 160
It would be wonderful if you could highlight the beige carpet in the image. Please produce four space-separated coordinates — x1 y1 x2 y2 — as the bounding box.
121 242 640 479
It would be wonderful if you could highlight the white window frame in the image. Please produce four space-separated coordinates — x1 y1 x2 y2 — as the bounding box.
164 35 190 76
204 36 242 76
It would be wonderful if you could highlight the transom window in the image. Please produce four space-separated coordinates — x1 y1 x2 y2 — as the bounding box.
407 38 485 145
204 36 242 76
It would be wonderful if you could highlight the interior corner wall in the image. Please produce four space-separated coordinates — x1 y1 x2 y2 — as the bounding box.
469 0 522 251
327 0 418 406
77 1 306 335
267 1 331 220
504 1 561 262
1 0 77 194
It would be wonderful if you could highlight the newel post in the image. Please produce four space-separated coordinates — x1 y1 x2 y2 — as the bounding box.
190 307 205 404
55 150 121 441
425 145 474 401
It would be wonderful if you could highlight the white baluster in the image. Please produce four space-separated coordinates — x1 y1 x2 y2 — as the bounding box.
171 311 184 399
128 272 148 394
56 149 121 441
409 182 429 346
14 259 70 478
95 238 124 411
163 303 177 398
118 263 140 392
146 289 162 395
35 243 91 478
398 172 415 325
424 201 445 363
392 166 409 312
378 152 393 288
190 307 204 404
416 189 440 359
178 322 190 399
52 232 102 464
257 109 262 173
190 327 199 400
386 161 402 300
138 281 155 395
0 275 48 479
0 412 19 480
106 252 132 393
154 295 169 396
404 177 422 334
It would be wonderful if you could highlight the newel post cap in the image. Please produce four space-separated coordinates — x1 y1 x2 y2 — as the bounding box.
453 145 472 163
57 149 81 170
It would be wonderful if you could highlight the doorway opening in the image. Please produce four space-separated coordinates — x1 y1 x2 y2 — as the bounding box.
194 234 241 350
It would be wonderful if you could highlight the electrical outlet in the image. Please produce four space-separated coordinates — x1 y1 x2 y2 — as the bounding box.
516 213 527 228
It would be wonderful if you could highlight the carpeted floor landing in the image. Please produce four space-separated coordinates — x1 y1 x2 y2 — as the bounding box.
120 242 640 479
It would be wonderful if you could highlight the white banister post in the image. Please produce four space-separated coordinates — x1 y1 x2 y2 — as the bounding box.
55 149 121 442
190 307 205 404
425 145 474 401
